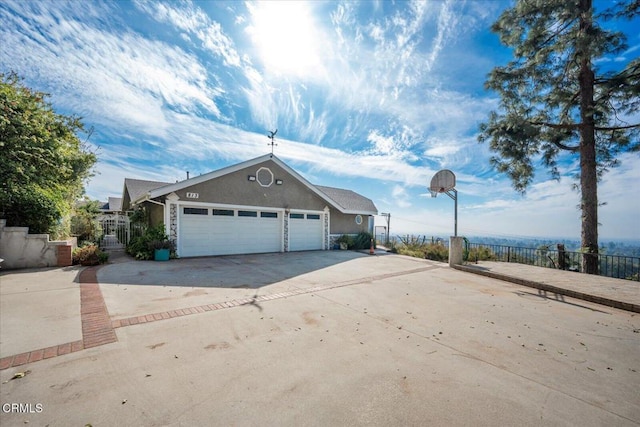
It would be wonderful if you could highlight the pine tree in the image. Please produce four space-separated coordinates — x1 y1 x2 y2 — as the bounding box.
478 0 639 274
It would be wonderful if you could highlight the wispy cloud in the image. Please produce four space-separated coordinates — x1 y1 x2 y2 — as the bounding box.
2 0 636 241
392 185 413 208
134 0 241 67
1 0 223 139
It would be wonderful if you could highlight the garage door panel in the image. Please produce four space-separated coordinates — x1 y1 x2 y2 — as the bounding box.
289 213 323 251
180 214 215 257
179 208 282 257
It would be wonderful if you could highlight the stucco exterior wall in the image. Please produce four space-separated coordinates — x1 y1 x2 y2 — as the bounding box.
171 160 328 211
0 219 75 269
329 211 370 235
147 203 165 228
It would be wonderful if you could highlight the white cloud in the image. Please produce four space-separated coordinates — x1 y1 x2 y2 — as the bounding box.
3 0 636 244
134 0 241 67
1 0 223 139
240 66 278 129
425 0 456 71
368 131 397 155
392 185 412 208
423 143 460 158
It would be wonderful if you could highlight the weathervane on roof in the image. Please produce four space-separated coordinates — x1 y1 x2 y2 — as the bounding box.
267 129 278 154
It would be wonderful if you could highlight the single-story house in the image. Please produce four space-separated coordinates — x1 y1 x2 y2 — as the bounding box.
99 197 123 214
120 154 377 257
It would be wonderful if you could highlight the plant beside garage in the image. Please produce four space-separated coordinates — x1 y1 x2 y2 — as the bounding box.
72 244 109 266
126 225 175 261
335 232 376 250
148 239 174 261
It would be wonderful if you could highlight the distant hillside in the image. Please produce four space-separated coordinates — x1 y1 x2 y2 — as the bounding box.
385 234 640 258
466 236 640 258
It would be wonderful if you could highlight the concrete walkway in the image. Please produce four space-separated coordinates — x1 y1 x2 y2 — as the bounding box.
452 261 640 313
1 251 638 426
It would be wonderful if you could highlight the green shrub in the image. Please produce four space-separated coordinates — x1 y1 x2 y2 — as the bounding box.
336 234 354 248
126 225 172 260
336 232 375 250
423 243 449 261
73 244 109 265
467 246 497 261
148 239 174 250
1 186 61 235
395 235 449 261
352 232 375 250
70 200 103 245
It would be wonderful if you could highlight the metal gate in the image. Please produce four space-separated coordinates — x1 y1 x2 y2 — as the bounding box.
98 214 130 249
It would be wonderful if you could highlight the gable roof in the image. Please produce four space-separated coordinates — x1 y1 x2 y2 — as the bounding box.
315 186 377 214
135 154 376 215
107 197 123 212
125 178 172 204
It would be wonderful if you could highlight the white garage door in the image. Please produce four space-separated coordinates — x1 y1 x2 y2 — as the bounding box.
179 207 282 257
289 212 323 251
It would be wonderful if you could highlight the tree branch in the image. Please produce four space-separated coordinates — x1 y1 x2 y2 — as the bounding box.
528 121 580 130
529 121 640 131
552 141 580 151
594 123 640 131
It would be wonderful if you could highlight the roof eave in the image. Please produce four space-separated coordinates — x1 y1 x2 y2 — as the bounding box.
131 194 150 207
146 154 352 213
148 154 275 199
342 209 378 216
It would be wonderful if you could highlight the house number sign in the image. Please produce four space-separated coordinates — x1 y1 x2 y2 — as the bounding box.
186 192 199 199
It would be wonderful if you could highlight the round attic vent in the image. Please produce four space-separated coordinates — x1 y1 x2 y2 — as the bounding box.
256 167 274 187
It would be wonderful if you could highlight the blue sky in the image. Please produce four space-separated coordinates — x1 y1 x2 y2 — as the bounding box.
1 0 638 241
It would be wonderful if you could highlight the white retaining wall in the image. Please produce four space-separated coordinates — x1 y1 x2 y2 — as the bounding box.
0 219 76 269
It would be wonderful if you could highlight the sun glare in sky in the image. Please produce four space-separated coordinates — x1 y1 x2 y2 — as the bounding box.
246 2 323 79
1 0 637 239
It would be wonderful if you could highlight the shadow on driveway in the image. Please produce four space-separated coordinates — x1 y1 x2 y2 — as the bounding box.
97 250 370 289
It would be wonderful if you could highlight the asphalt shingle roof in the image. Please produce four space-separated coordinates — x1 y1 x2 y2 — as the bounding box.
315 185 377 214
107 197 123 212
124 178 172 203
121 156 377 215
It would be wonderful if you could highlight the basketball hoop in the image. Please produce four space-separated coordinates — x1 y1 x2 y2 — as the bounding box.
429 170 455 196
429 169 458 236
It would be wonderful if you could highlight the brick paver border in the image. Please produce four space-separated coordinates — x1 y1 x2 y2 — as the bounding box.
110 265 441 329
1 263 442 370
1 265 115 371
78 266 118 348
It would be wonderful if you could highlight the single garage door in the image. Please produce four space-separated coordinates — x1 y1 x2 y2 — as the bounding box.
289 212 323 251
179 207 282 257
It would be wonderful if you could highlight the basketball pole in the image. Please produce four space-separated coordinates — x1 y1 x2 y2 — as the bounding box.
430 169 457 237
444 189 458 237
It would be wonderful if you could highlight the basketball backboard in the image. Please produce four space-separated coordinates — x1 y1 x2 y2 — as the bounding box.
429 169 456 197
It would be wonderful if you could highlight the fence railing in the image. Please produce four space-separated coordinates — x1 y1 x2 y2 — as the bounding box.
466 242 640 281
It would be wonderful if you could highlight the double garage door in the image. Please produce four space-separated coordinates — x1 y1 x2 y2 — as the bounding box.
179 206 322 257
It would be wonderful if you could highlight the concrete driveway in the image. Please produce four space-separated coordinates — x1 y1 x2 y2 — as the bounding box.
1 251 639 426
0 267 83 357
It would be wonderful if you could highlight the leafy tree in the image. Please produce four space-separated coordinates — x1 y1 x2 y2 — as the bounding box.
70 199 104 244
479 0 639 274
0 72 97 237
